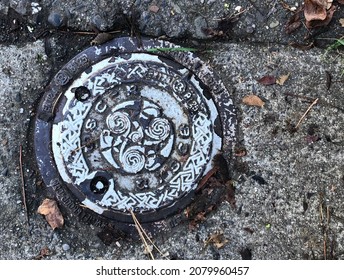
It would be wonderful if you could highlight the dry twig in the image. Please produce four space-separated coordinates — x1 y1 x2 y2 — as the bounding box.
71 135 100 155
19 145 30 234
283 92 344 112
295 98 319 129
130 210 168 260
196 167 219 192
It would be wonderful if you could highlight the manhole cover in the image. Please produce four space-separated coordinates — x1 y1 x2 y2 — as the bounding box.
34 37 236 234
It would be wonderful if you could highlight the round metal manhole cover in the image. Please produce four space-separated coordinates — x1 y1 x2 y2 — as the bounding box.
34 37 236 233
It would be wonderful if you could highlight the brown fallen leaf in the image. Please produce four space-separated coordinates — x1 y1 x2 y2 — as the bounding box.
327 0 333 9
197 167 219 191
304 0 327 22
286 20 302 34
257 75 276 85
306 4 336 28
34 247 52 260
285 9 302 34
202 27 225 37
242 95 265 107
37 198 64 230
204 231 229 249
234 146 247 157
276 73 291 85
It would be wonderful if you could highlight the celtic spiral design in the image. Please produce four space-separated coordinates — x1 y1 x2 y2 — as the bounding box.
107 112 131 135
129 128 144 143
49 49 225 221
146 118 171 141
120 146 145 174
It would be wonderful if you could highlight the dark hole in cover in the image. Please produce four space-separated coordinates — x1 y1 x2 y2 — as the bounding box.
74 86 91 101
90 176 109 194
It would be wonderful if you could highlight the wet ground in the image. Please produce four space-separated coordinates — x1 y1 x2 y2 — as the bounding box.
0 0 343 260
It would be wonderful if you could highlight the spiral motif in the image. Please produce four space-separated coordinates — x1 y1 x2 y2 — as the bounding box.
107 112 131 135
120 146 145 174
146 118 171 141
130 129 144 143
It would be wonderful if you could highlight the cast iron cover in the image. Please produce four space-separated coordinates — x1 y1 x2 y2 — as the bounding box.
34 36 236 234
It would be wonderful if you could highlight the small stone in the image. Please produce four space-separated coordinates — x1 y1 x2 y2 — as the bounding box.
15 92 22 103
31 2 41 15
269 20 280 29
19 108 24 114
48 12 63 27
0 2 8 15
91 15 107 31
235 6 242 12
149 5 159 13
10 0 28 15
62 243 70 251
246 24 256 34
171 3 182 14
194 16 209 39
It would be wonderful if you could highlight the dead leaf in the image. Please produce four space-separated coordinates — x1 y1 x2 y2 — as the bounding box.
326 0 333 9
257 75 276 85
205 231 229 249
340 18 344 27
202 27 225 37
242 95 265 107
234 147 247 157
305 4 336 28
285 9 302 34
224 180 236 208
37 198 64 230
197 167 219 191
286 20 302 34
34 247 51 260
304 0 327 22
276 73 291 85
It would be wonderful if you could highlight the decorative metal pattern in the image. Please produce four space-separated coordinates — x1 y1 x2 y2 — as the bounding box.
34 37 236 232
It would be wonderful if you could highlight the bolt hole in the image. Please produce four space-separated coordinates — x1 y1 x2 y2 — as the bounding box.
74 86 91 101
136 179 149 190
90 176 109 194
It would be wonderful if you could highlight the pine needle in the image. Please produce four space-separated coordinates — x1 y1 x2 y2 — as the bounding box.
129 209 168 259
19 145 30 234
295 98 319 129
130 209 154 260
146 47 198 53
